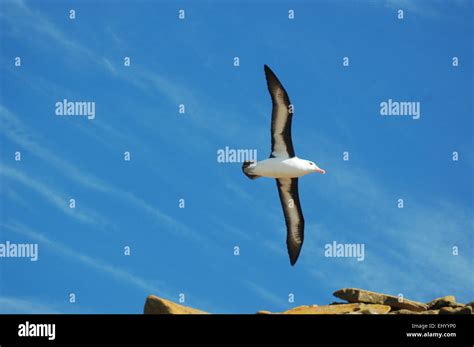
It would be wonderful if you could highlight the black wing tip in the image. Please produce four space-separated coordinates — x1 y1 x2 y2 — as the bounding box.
264 64 273 75
289 252 300 266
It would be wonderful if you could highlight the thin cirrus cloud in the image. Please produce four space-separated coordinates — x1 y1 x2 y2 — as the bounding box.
1 0 106 68
2 0 262 191
2 222 228 312
0 164 111 229
2 222 171 297
383 0 439 17
0 104 213 247
2 0 266 146
0 2 262 257
1 6 253 312
380 0 472 20
244 280 289 309
0 296 61 314
1 0 258 250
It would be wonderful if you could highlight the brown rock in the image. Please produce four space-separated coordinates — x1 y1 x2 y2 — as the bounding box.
439 306 472 315
358 308 387 314
256 310 272 314
390 309 440 314
466 301 474 309
420 310 440 314
333 288 428 312
390 309 420 314
426 296 466 310
283 303 391 314
439 307 454 314
329 301 346 305
144 295 207 314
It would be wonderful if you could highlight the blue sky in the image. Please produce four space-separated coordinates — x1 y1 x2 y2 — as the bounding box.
0 0 473 313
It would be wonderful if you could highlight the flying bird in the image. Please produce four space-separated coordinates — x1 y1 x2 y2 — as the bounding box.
242 65 326 266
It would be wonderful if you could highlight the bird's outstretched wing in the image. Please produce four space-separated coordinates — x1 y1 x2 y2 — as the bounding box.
276 178 304 265
264 65 295 158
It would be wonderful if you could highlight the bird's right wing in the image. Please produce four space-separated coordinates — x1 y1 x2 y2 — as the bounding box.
276 178 305 265
264 65 296 158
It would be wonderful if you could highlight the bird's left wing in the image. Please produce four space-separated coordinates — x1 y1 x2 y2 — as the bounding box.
264 65 296 158
276 178 305 265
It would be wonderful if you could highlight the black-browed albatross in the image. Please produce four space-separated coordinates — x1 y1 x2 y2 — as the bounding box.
242 65 326 266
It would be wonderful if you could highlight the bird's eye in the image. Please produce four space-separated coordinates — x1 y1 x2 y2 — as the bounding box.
310 163 314 165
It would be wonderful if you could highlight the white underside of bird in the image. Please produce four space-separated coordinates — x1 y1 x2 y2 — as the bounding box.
245 157 325 179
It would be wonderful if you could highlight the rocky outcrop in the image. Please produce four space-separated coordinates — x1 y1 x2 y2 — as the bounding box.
144 295 208 314
390 309 441 315
333 288 428 312
144 289 473 314
426 295 457 310
283 303 391 314
439 306 472 315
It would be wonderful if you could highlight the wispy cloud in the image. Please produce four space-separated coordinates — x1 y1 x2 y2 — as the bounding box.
0 104 106 192
244 280 288 310
1 0 112 70
2 0 265 145
3 222 170 296
0 296 61 314
106 25 122 45
381 0 471 19
384 0 439 17
0 0 252 252
101 57 117 74
0 164 110 228
3 186 30 209
0 104 210 246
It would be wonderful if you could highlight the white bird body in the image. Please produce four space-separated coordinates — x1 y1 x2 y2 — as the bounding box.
246 157 324 178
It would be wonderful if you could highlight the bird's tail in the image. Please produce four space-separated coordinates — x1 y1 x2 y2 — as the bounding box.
242 161 261 180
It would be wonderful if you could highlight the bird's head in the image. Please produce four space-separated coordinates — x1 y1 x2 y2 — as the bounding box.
306 161 325 174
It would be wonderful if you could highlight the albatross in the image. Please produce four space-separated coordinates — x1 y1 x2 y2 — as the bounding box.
242 65 326 266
